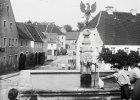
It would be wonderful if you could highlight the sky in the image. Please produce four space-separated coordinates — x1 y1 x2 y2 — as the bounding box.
11 0 140 30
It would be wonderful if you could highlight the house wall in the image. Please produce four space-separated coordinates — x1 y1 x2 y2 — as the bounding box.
58 35 66 49
66 40 77 54
0 0 19 71
42 38 48 56
34 42 43 53
105 45 140 54
18 39 32 54
77 28 140 71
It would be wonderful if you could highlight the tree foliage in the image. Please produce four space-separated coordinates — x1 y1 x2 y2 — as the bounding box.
128 51 140 66
98 47 140 67
77 22 85 31
63 24 73 32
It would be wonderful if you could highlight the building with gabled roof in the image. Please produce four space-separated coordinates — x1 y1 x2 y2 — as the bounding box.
34 25 47 58
45 23 66 50
37 23 66 58
25 24 44 53
16 22 33 54
0 0 19 72
87 10 140 45
77 8 140 70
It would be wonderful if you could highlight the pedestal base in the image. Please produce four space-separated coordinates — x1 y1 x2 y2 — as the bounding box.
80 74 92 88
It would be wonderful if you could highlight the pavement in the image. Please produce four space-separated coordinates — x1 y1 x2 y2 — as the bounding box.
0 72 19 80
0 65 41 80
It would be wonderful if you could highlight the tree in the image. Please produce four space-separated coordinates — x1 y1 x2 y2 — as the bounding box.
114 50 128 66
98 48 114 65
25 20 32 24
98 47 140 69
77 22 85 31
127 51 140 66
63 24 73 32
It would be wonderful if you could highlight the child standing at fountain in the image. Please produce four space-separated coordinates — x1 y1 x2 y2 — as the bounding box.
101 64 131 100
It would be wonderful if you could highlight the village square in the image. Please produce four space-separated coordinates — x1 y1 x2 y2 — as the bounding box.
1 0 140 100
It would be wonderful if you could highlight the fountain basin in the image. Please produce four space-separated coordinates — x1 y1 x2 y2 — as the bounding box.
18 70 132 100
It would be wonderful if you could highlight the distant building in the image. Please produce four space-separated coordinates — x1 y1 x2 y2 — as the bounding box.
25 24 44 53
46 23 66 50
16 22 33 54
66 32 80 55
34 24 48 58
77 7 140 70
0 0 19 71
37 23 66 58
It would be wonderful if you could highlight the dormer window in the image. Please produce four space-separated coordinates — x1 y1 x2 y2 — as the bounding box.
106 6 114 15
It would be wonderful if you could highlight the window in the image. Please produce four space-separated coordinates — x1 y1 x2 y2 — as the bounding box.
4 21 6 27
51 44 53 47
137 48 140 53
61 36 63 39
9 38 11 46
3 56 6 65
7 6 9 17
10 23 12 29
12 38 14 46
15 55 18 63
9 55 11 64
20 40 23 46
15 39 18 46
124 47 129 53
3 37 7 47
111 47 115 54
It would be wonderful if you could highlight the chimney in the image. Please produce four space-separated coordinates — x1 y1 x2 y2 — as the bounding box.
106 6 114 15
130 9 137 15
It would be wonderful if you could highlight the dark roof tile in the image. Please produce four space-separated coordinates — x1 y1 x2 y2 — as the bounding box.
16 23 33 40
25 24 43 43
46 24 65 35
37 24 47 32
88 11 140 45
66 32 80 40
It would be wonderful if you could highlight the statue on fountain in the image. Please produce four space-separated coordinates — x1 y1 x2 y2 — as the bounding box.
80 1 96 26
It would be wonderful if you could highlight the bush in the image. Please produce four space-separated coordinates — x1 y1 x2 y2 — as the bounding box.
26 53 35 68
38 52 45 65
98 47 140 68
61 49 67 55
18 54 26 70
98 48 114 64
127 51 140 66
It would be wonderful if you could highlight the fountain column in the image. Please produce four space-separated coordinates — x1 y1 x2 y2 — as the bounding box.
80 29 93 87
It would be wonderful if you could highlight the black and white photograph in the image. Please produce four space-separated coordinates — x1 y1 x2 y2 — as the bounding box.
0 0 140 100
